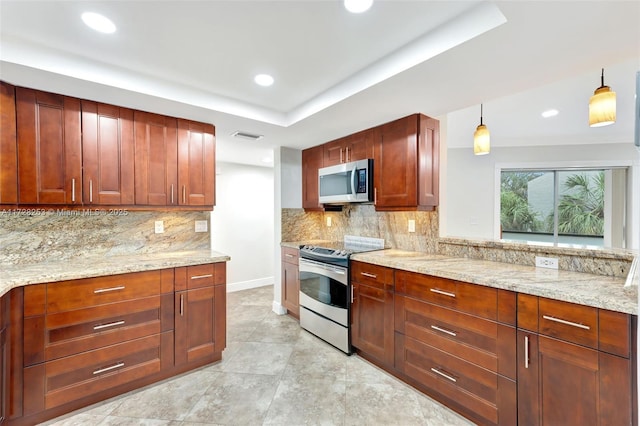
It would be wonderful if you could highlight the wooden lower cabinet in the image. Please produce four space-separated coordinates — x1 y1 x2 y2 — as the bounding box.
350 262 395 367
281 247 300 319
13 262 226 425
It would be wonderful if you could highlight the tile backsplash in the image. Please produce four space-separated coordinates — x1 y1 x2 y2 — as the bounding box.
0 210 210 265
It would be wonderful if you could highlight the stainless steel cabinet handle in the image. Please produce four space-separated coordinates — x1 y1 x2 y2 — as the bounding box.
94 286 125 294
285 254 294 258
345 147 350 162
71 178 76 202
93 362 124 375
430 288 456 298
182 185 186 204
351 285 354 304
361 272 377 279
374 187 377 205
180 294 184 316
93 320 125 331
340 148 343 163
171 184 174 204
191 274 213 280
89 179 93 203
524 335 530 369
542 315 591 330
431 325 457 337
431 367 457 383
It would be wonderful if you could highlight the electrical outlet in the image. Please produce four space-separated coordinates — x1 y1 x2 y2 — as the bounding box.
154 221 164 234
535 256 558 269
408 219 416 233
195 220 208 232
326 216 332 227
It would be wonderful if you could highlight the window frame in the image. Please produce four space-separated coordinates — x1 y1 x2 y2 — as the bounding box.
494 159 638 249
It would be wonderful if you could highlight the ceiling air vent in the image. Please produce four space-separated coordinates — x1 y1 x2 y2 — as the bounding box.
231 131 263 141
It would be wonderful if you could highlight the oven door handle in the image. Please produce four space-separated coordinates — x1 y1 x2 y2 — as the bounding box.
351 165 357 197
299 258 348 286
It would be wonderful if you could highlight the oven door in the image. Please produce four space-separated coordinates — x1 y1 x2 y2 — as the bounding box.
298 258 348 326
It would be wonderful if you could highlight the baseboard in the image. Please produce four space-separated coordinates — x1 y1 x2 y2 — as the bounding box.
226 276 273 293
272 300 287 315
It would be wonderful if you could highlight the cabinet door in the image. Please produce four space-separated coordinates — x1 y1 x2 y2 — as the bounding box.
175 285 225 365
0 294 6 425
0 82 18 205
373 115 418 209
134 111 178 206
16 88 82 204
417 115 439 208
282 261 299 319
323 137 348 167
81 101 135 205
351 281 394 366
302 145 324 210
346 128 374 162
177 119 215 206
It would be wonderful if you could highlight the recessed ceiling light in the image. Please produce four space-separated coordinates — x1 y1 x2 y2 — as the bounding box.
541 109 559 118
344 0 373 13
81 12 116 34
254 74 274 87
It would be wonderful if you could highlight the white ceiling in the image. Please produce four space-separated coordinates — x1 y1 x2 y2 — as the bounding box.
1 1 639 167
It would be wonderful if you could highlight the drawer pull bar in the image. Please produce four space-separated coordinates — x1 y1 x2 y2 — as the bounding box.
285 254 294 258
93 362 125 375
94 286 125 294
191 274 213 280
361 272 378 279
430 288 456 298
431 325 457 337
93 320 125 331
431 367 457 383
180 294 184 316
542 315 591 330
524 335 530 369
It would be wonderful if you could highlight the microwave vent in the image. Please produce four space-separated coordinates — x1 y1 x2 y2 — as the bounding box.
231 131 263 141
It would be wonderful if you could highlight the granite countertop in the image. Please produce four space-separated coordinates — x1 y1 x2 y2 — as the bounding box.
350 249 637 315
0 249 231 297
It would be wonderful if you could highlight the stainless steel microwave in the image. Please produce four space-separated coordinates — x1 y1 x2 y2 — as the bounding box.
318 159 373 204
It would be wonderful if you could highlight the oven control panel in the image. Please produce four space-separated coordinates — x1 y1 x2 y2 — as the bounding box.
300 245 349 258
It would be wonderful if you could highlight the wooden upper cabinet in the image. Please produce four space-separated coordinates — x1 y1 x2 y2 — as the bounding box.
81 101 135 205
16 87 82 205
301 145 324 210
373 114 439 211
134 111 178 206
0 82 18 205
323 129 374 167
177 119 215 207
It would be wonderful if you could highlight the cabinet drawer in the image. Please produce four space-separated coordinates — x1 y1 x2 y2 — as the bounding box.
396 271 497 320
396 333 507 425
351 261 394 290
176 263 224 290
538 298 598 349
47 270 161 313
44 296 163 361
282 247 299 265
395 295 516 379
36 334 162 410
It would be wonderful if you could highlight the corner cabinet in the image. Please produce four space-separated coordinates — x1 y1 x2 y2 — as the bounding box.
0 81 17 205
302 145 324 211
281 247 300 319
350 261 395 367
373 114 439 211
517 295 637 426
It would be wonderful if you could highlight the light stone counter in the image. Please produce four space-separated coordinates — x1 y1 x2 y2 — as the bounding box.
351 249 637 315
0 250 230 297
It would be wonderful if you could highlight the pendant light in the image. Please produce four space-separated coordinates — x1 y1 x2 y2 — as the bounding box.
474 103 490 155
589 68 616 127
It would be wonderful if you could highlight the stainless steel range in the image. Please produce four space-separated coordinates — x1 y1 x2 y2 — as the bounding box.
298 236 384 354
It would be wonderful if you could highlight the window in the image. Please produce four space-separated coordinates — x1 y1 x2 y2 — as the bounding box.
500 167 627 247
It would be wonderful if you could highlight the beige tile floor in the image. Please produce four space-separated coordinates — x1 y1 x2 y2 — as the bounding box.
41 285 475 425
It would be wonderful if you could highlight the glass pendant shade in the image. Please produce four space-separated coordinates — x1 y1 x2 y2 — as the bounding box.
474 123 490 155
589 68 616 127
589 85 616 127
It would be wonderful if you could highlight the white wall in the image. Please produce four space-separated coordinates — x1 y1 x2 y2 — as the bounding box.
211 162 275 292
445 143 640 249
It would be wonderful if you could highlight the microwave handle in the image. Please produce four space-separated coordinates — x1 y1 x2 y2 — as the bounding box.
351 166 357 196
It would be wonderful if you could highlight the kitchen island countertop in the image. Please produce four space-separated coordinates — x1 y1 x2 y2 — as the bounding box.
350 249 637 315
0 249 230 297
